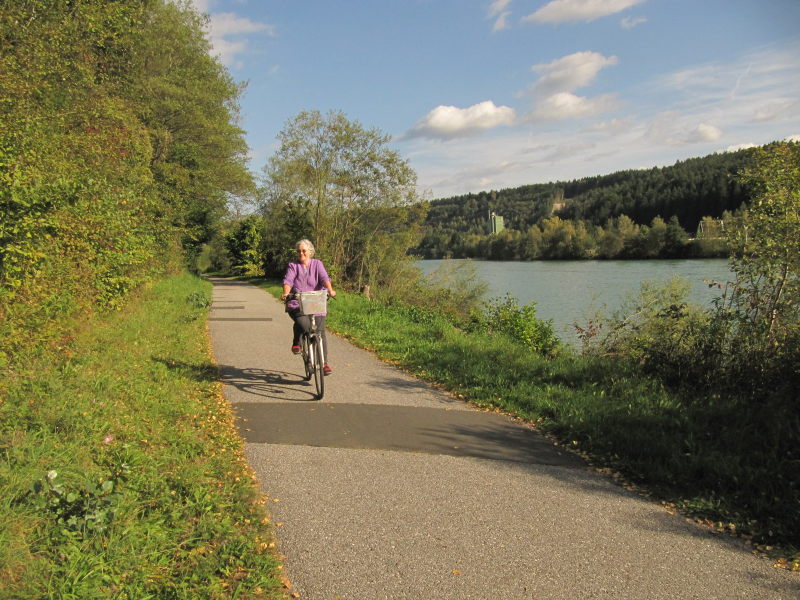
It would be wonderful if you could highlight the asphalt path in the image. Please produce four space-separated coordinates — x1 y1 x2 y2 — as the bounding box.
207 276 798 600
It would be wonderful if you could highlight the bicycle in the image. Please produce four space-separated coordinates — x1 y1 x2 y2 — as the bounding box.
287 290 329 400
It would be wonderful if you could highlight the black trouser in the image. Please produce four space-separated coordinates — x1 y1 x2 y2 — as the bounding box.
290 312 328 361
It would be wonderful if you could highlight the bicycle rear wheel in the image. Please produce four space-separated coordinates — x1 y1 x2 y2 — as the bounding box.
312 334 325 400
300 335 312 381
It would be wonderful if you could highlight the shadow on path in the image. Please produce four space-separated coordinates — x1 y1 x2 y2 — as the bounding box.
235 402 586 468
218 364 319 402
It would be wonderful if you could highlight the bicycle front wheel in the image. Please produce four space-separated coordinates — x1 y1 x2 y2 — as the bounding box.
301 335 312 381
312 334 325 400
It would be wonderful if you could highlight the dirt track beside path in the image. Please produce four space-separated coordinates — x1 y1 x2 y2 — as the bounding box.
207 277 798 600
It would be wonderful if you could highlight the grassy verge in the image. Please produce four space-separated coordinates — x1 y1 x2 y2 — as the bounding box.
0 272 287 599
254 278 798 569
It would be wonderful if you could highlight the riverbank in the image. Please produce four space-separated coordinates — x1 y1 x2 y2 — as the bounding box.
0 273 286 598
253 277 798 568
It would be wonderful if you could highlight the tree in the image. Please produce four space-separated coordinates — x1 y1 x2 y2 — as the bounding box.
639 216 668 259
0 0 253 361
597 220 624 258
520 225 543 260
726 141 800 345
261 110 425 291
616 215 641 257
664 215 689 257
225 215 264 276
128 0 254 255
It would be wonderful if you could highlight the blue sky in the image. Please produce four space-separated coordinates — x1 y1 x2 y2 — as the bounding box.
190 0 800 199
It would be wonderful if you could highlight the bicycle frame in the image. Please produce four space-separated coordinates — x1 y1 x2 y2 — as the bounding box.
289 292 328 400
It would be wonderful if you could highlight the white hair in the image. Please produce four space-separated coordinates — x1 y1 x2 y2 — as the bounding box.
296 238 315 257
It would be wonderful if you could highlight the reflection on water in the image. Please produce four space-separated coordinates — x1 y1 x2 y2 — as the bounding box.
419 259 733 343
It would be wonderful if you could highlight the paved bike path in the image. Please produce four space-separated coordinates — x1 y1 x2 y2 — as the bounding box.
207 277 798 600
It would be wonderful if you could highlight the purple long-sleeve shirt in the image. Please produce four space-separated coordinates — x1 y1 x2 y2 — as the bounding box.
283 258 331 312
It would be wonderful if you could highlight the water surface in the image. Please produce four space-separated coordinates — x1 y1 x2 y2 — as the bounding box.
418 259 733 343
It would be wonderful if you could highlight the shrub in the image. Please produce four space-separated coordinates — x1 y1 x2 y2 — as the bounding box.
471 294 559 355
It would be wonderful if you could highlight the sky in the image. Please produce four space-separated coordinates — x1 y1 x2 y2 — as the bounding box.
188 0 800 200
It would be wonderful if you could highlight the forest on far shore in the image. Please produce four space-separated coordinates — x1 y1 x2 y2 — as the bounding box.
413 147 757 260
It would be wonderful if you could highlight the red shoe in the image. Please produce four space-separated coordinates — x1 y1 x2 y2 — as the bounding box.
291 345 301 354
323 363 332 376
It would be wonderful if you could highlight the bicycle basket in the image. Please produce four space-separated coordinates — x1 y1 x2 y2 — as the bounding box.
298 290 327 315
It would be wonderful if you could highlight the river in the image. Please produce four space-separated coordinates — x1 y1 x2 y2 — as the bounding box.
417 259 733 343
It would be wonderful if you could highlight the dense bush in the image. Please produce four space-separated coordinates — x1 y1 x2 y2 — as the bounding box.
0 0 252 371
576 143 800 546
470 294 559 355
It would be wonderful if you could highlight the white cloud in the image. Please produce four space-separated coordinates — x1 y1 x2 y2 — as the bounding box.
200 11 275 67
645 113 725 146
621 16 647 29
492 11 512 32
583 117 634 134
424 159 528 197
520 51 621 123
209 13 275 37
689 123 724 143
406 101 516 139
753 99 797 122
539 141 596 162
211 37 248 68
488 0 513 17
406 39 800 198
639 43 800 150
726 143 757 152
487 0 513 31
786 134 800 143
188 0 214 14
523 0 646 24
527 92 620 122
532 51 618 94
659 45 800 103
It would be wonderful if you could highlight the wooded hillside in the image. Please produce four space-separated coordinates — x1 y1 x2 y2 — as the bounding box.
415 148 755 260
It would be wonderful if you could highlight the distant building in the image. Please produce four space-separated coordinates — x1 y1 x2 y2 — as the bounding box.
490 212 505 234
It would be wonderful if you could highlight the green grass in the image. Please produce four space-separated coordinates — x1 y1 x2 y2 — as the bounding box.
256 278 798 568
0 273 287 599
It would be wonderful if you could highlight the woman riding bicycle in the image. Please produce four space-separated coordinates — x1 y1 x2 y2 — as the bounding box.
280 239 337 375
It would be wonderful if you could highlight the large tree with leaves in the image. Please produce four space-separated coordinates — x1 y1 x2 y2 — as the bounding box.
260 110 426 292
0 0 253 361
726 141 800 347
126 0 254 253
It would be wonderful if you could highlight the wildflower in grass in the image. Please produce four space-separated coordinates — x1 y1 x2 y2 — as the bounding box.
104 435 114 444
